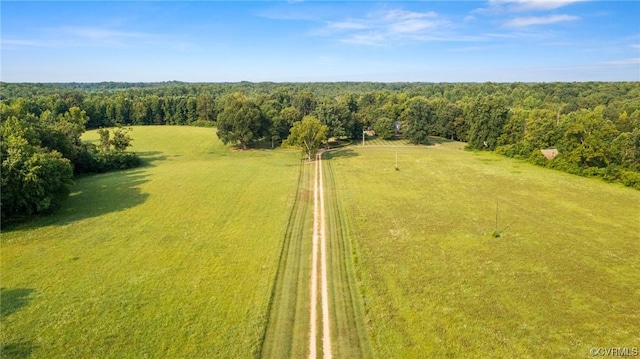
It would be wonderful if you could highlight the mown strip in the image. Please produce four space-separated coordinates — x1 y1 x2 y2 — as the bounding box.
322 152 373 358
260 160 314 359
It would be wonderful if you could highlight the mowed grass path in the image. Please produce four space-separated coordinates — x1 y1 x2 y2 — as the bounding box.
261 154 372 359
330 139 640 358
1 126 300 358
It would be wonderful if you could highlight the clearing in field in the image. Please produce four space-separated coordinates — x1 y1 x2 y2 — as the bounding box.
328 137 640 358
1 126 300 358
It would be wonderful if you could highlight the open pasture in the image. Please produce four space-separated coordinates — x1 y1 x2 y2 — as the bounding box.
1 126 300 358
328 139 640 358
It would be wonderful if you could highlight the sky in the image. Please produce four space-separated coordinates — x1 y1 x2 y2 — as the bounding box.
1 1 639 82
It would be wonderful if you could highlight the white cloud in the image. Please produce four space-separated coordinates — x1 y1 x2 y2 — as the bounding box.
2 26 166 51
384 9 437 21
327 21 370 30
58 27 149 40
1 39 43 47
48 26 153 47
317 9 450 46
603 58 640 66
488 0 587 12
504 14 579 27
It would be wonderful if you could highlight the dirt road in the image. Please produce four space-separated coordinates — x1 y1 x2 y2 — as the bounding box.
310 151 332 359
260 149 369 359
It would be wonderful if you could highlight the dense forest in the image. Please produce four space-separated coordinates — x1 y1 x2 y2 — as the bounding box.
2 81 639 222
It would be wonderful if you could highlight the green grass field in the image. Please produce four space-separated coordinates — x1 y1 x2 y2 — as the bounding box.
329 139 640 358
1 126 300 358
3 129 638 358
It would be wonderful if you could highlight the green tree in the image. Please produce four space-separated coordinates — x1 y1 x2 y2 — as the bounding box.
313 100 347 139
559 107 620 168
430 97 462 140
98 128 111 152
1 118 73 223
281 106 303 126
216 93 266 150
292 90 316 116
110 126 133 152
373 117 396 140
285 116 328 161
400 96 433 144
611 129 640 171
465 95 510 150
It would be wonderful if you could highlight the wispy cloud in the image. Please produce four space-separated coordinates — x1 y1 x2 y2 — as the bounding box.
3 26 160 50
1 39 44 47
487 0 587 12
50 26 153 46
315 9 454 46
603 57 640 66
504 14 579 27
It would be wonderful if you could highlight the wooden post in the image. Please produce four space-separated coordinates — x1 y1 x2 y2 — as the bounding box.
495 200 499 231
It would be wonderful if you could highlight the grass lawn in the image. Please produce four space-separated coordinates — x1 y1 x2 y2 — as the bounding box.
329 138 640 358
1 126 300 358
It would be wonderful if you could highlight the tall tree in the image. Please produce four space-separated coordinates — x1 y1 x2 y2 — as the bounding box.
400 96 433 144
216 93 266 150
196 93 216 122
374 117 396 140
465 95 510 150
285 116 328 161
1 117 74 223
559 106 619 168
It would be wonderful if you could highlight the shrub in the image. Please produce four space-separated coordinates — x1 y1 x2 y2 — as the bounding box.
87 151 142 173
620 170 640 190
73 144 142 175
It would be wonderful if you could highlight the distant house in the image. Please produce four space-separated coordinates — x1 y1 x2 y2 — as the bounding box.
541 148 559 160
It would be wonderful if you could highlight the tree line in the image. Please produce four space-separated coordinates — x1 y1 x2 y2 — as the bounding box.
2 81 639 197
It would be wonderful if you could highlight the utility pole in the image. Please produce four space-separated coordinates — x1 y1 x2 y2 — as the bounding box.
495 199 499 231
395 150 398 169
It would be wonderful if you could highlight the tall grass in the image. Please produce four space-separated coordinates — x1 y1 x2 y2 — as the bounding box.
331 138 640 358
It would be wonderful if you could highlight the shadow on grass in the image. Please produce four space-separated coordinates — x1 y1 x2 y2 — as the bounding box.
1 341 38 359
324 148 359 159
1 288 35 319
1 288 38 358
3 169 151 232
55 170 150 226
136 151 171 166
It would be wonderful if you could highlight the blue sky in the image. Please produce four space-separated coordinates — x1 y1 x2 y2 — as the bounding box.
2 1 639 82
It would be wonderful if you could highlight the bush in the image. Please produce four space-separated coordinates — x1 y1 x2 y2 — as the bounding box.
86 151 142 173
528 150 550 167
620 170 640 190
72 143 142 175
